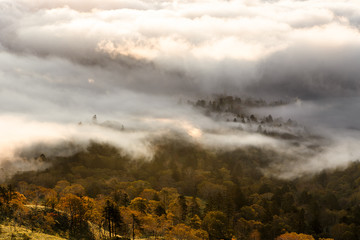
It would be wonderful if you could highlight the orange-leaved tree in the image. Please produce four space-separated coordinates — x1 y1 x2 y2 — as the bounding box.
276 232 315 240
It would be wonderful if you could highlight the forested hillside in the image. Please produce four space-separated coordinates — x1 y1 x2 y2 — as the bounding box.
2 137 360 240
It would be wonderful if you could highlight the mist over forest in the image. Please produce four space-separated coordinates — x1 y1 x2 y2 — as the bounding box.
1 0 360 239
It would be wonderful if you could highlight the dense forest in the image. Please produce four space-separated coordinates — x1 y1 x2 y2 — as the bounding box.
1 135 360 239
0 96 358 240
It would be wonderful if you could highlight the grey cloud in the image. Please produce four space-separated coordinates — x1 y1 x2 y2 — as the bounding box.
330 4 360 28
1 0 359 100
1 0 360 178
246 44 360 100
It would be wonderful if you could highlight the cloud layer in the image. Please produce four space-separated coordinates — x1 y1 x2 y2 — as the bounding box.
1 0 360 97
1 0 360 178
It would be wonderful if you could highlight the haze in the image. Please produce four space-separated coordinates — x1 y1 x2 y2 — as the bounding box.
1 0 360 178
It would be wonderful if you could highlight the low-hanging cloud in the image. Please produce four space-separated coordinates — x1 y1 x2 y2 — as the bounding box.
1 0 360 178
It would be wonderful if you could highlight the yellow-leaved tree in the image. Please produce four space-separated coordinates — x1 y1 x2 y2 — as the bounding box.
276 232 315 240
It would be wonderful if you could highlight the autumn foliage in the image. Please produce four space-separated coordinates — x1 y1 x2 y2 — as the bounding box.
2 140 360 239
276 232 315 240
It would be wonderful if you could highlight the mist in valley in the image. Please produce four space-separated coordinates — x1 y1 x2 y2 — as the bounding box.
1 0 360 180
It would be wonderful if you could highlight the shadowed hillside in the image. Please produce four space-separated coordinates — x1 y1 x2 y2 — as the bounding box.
2 137 360 239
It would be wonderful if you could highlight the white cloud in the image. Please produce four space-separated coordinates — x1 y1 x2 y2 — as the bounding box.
1 0 360 178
